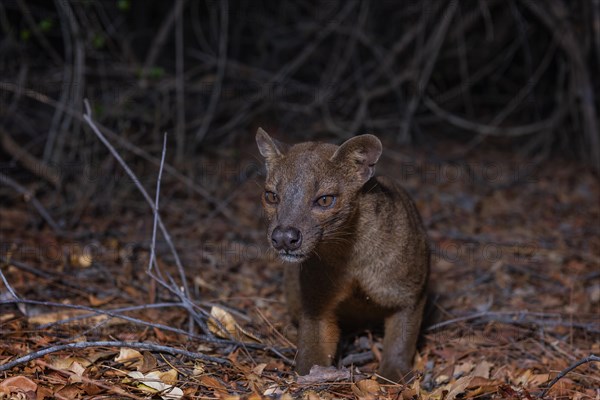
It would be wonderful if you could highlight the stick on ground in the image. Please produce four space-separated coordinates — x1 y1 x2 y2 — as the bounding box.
0 340 229 373
540 354 600 398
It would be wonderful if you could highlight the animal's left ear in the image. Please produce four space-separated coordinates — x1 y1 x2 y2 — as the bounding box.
330 134 382 183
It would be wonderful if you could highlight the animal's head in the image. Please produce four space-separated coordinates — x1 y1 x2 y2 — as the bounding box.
256 128 382 263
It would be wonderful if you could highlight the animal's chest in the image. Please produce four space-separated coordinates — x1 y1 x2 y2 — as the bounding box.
344 249 407 309
334 280 395 328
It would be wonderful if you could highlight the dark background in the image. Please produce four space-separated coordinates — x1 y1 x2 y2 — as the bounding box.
2 1 599 194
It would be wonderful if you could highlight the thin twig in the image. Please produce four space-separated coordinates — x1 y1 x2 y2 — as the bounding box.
0 81 230 218
0 340 229 372
146 268 211 335
35 302 187 330
0 256 112 296
82 100 190 298
520 0 600 171
0 298 201 339
0 261 20 300
0 299 290 355
423 96 567 137
0 172 62 233
400 0 458 141
426 310 600 333
15 0 62 64
148 132 168 274
266 347 295 366
141 0 187 81
539 354 600 398
195 0 229 143
174 0 186 163
80 100 211 336
50 0 85 165
0 128 60 187
594 0 600 70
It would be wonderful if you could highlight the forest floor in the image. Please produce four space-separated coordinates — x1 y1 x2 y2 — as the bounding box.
0 138 598 399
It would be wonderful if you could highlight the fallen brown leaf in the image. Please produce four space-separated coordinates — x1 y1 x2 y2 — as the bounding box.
444 375 502 400
351 378 381 399
0 376 38 394
208 306 261 343
199 375 228 396
114 347 144 370
472 360 493 378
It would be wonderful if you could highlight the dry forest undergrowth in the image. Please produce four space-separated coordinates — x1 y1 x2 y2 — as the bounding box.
0 130 598 399
1 0 600 398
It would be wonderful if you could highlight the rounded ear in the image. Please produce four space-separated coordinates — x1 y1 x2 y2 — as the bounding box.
330 134 382 182
256 128 288 160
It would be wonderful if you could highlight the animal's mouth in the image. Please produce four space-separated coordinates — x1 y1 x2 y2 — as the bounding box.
278 251 306 263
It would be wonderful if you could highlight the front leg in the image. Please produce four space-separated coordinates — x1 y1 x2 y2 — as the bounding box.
295 313 340 375
379 298 425 382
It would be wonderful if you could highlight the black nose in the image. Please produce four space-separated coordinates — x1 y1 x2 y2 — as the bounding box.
271 226 302 251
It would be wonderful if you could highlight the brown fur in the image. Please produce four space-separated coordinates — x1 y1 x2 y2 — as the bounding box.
256 128 429 382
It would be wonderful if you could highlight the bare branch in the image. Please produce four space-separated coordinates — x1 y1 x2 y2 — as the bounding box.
0 172 62 233
195 0 229 143
148 132 168 274
82 100 191 298
540 354 600 397
426 310 600 333
0 340 229 373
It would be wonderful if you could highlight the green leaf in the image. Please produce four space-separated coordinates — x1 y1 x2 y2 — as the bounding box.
117 0 130 11
20 29 31 41
148 67 165 79
92 34 106 49
39 18 53 32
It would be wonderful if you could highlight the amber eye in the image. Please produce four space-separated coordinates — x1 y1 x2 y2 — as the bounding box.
264 191 279 204
315 195 335 208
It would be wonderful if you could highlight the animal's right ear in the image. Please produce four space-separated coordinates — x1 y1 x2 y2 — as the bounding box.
256 128 288 161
